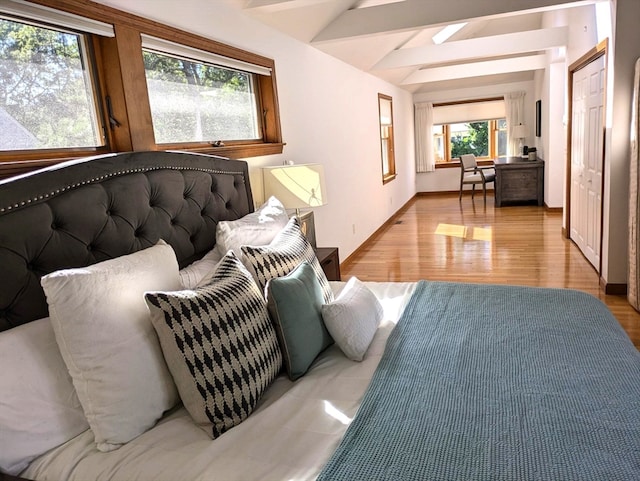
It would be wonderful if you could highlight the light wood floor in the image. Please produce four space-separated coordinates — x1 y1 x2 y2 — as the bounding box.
340 193 640 349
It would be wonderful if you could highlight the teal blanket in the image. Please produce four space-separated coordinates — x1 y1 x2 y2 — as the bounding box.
317 281 640 480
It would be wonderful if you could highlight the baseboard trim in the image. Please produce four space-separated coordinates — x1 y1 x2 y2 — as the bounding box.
416 190 464 196
600 278 627 295
341 195 416 269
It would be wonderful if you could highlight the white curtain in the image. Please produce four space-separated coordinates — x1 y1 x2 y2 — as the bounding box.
415 102 435 172
504 91 526 157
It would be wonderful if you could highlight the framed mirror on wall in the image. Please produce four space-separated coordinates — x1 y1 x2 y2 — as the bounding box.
378 94 396 184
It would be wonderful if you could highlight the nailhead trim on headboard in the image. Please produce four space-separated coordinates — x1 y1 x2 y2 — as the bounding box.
0 166 246 213
0 152 254 331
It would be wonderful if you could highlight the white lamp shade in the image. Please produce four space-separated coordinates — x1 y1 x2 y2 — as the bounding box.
512 124 527 139
262 164 328 209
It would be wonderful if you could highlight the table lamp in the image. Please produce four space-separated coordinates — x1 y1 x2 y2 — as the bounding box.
512 124 527 158
262 163 327 248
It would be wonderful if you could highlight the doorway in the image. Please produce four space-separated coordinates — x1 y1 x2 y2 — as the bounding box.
566 41 607 272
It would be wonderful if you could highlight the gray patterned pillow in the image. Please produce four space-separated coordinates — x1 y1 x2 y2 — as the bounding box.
145 252 282 439
241 216 334 304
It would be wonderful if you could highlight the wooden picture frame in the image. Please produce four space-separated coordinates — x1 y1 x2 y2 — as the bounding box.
536 100 542 137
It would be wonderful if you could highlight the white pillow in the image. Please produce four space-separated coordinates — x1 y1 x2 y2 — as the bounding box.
40 241 181 452
214 196 288 258
0 318 89 475
321 277 383 361
179 247 222 289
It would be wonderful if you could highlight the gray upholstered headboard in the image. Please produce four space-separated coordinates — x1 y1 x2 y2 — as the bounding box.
0 151 254 331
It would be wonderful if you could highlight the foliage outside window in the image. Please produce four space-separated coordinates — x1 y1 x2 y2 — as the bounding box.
433 119 506 164
0 17 103 151
143 50 260 144
0 0 283 179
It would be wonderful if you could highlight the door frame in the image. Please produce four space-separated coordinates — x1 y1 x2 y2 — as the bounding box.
564 38 608 274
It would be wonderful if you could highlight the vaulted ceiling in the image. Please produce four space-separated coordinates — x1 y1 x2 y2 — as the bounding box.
223 0 604 93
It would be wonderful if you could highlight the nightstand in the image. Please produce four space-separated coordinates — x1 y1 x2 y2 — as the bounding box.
315 247 341 281
0 473 33 481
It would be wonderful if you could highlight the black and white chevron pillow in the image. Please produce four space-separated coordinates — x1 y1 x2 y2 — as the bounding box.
241 216 334 304
145 252 282 439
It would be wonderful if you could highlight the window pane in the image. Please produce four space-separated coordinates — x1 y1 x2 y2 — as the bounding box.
381 137 390 173
0 18 103 150
143 50 260 143
497 118 507 157
432 125 445 162
450 121 489 158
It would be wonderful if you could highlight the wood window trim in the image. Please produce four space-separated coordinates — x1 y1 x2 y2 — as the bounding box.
430 97 505 169
1 0 284 179
378 93 396 184
433 119 503 167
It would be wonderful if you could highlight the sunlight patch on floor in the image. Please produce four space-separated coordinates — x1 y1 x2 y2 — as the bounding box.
435 223 492 241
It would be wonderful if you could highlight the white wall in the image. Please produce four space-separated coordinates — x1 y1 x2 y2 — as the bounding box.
96 0 416 260
601 0 640 286
542 62 567 209
537 1 635 286
536 9 570 210
413 81 535 193
533 0 637 287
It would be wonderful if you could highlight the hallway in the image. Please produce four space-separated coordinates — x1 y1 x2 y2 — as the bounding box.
341 193 640 348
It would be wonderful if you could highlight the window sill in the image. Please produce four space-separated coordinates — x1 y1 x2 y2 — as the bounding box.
160 142 286 159
0 142 287 180
382 173 397 184
0 148 111 180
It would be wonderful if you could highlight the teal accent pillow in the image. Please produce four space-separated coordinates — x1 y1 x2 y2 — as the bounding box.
266 262 333 381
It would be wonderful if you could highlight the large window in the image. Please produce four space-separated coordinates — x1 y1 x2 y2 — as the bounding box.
0 1 283 178
431 98 506 166
433 119 506 163
143 51 260 144
0 17 104 151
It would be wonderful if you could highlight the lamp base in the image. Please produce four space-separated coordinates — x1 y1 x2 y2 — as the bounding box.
292 210 317 249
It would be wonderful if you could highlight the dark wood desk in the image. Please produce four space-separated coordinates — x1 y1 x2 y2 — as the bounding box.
493 157 544 207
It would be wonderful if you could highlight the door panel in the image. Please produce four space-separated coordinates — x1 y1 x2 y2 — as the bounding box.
570 54 605 270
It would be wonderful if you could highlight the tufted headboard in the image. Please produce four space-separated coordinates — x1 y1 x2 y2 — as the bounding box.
0 151 254 331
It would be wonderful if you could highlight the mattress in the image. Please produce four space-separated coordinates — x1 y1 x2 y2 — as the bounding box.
21 281 417 481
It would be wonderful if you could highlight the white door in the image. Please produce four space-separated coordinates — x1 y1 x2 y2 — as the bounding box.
570 54 605 270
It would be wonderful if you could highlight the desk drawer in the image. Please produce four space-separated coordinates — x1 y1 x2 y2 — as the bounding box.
501 171 538 201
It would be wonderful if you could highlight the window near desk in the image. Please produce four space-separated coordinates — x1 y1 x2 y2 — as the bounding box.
142 37 264 145
430 98 506 165
0 16 107 151
433 120 506 164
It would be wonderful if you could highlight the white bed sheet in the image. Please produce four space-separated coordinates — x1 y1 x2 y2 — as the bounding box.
22 281 417 481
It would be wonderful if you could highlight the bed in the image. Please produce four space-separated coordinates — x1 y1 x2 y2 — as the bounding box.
1 151 639 481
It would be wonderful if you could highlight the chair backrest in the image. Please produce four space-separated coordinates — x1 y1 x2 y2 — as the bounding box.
460 154 477 170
